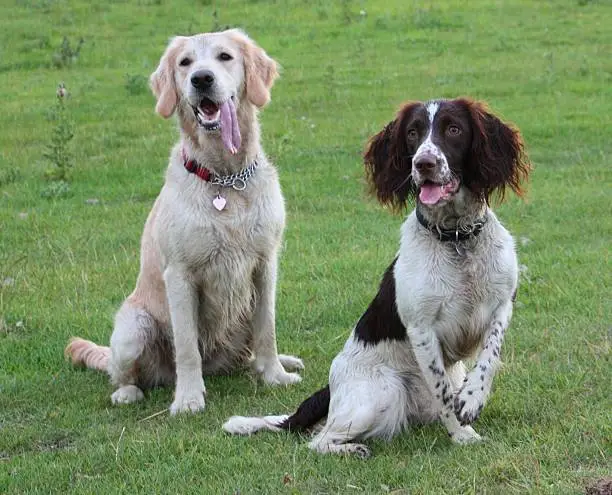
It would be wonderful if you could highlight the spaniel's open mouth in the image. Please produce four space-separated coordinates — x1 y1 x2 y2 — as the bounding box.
193 97 221 131
419 178 460 205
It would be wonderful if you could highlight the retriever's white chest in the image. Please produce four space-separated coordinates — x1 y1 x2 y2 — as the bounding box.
153 168 285 343
157 173 284 267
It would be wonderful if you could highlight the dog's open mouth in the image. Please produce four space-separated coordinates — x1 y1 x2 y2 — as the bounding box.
192 96 241 154
419 178 460 205
193 97 221 131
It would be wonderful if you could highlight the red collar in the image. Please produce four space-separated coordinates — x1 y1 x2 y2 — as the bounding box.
182 148 212 182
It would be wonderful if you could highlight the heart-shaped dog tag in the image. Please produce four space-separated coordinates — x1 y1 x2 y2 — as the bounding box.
212 194 226 211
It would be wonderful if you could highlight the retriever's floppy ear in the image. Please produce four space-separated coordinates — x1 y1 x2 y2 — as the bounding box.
364 104 419 211
229 29 279 107
461 99 531 203
150 36 187 118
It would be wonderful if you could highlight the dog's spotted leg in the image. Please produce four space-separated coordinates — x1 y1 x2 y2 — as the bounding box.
251 252 302 385
408 326 482 444
454 300 513 425
164 265 206 415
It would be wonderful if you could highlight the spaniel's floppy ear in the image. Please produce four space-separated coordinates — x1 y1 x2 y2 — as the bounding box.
150 36 187 118
229 29 279 107
364 104 419 211
462 99 531 202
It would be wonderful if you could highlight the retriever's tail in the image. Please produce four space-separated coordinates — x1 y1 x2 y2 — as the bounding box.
223 385 330 436
64 337 110 372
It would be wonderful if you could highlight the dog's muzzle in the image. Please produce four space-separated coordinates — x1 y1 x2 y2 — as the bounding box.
192 97 221 131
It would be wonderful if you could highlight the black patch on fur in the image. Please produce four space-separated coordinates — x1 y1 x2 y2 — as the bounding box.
277 385 330 433
354 258 407 345
429 364 445 376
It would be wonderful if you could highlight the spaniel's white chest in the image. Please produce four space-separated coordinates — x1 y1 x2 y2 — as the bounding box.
394 215 518 346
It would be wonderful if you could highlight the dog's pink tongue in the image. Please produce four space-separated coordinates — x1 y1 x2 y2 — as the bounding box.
219 99 241 154
419 184 443 205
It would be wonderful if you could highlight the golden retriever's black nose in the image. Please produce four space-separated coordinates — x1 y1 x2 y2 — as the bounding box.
191 70 215 89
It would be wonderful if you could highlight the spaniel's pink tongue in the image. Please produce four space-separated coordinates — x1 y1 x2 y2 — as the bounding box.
419 184 444 205
219 99 241 154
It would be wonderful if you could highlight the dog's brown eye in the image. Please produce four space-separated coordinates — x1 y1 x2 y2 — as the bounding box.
407 129 418 139
447 125 461 136
218 52 233 61
179 57 192 67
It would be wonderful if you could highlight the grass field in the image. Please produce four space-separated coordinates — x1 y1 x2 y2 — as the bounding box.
1 0 611 493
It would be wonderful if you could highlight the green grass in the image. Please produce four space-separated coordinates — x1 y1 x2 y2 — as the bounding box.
1 0 611 493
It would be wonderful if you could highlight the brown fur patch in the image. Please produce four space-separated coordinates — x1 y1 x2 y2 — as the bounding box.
149 36 187 118
230 30 279 107
459 98 532 203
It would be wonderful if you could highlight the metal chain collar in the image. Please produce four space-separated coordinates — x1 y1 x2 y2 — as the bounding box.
210 160 259 191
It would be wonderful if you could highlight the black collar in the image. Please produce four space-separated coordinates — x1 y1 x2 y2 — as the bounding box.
416 208 487 242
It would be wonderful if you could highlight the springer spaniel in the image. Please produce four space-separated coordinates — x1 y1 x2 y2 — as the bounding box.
223 98 531 457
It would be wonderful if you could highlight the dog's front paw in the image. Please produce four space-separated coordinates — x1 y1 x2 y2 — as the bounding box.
449 425 483 445
454 387 484 425
170 391 206 415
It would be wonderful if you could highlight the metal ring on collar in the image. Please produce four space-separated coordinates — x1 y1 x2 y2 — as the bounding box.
232 178 247 191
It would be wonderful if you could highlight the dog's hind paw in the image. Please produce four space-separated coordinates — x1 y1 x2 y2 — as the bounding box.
449 425 483 445
253 358 302 386
263 368 302 386
111 385 144 405
222 415 289 435
309 440 372 458
278 354 305 371
346 443 372 459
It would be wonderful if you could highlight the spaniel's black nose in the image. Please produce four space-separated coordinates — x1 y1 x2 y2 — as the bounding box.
414 153 439 171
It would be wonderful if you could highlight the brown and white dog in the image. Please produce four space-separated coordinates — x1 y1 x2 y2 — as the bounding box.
223 98 531 456
65 29 303 415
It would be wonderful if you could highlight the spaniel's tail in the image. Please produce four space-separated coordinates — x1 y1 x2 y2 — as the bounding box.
223 385 330 435
64 337 110 372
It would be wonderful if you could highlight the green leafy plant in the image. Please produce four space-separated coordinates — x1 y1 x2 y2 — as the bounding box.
52 36 84 68
0 169 20 188
41 83 74 197
40 179 71 198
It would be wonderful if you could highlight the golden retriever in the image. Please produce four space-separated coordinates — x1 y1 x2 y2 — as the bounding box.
65 29 303 415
